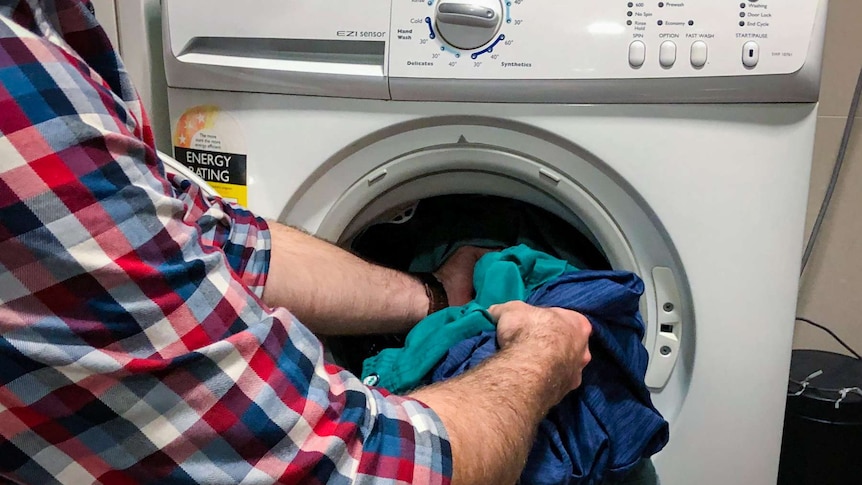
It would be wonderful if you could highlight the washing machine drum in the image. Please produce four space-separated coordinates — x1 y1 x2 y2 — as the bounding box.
327 193 610 375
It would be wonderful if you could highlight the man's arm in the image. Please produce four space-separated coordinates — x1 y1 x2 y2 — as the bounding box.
261 222 428 334
413 302 593 485
0 4 590 484
262 222 489 335
260 223 593 484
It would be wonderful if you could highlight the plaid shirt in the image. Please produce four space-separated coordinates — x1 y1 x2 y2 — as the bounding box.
0 1 452 483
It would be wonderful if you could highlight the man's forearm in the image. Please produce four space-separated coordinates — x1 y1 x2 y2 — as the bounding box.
410 342 571 485
261 221 429 335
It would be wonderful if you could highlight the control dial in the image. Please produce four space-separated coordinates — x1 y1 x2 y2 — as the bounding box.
435 0 503 50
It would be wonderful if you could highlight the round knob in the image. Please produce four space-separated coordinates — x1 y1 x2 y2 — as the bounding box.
435 0 503 50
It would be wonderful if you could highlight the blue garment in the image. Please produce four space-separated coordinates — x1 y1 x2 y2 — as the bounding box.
431 271 669 485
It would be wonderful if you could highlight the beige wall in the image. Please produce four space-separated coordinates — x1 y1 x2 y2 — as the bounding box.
795 0 862 355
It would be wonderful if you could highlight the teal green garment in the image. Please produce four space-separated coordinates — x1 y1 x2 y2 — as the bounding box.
361 245 578 394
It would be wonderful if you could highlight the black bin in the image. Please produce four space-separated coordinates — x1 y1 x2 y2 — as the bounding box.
778 349 862 485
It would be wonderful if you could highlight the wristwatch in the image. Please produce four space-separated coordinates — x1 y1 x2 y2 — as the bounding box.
414 272 449 316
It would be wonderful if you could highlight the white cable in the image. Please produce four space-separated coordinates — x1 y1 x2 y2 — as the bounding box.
834 387 862 409
792 369 823 396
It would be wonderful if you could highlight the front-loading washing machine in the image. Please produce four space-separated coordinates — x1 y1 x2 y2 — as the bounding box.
159 1 828 483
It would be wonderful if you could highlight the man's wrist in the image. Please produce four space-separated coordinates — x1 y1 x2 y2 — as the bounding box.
503 342 571 410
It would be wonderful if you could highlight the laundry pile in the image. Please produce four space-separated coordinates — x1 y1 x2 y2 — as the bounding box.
361 245 668 484
350 196 669 484
362 245 577 392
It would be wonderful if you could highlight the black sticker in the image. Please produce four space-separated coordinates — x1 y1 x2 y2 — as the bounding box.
174 147 247 186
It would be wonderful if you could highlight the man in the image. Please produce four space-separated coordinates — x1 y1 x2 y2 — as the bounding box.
0 1 592 483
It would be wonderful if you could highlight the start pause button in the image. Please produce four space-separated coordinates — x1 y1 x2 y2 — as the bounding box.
743 41 760 67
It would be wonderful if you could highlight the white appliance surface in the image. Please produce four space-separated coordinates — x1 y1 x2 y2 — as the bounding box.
155 1 827 483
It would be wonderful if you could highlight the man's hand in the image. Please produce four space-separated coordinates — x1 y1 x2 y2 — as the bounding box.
411 301 592 484
490 301 592 394
433 246 496 306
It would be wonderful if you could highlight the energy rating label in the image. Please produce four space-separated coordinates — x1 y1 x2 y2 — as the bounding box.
173 105 248 206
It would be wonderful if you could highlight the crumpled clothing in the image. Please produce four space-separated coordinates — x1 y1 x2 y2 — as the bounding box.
431 270 669 484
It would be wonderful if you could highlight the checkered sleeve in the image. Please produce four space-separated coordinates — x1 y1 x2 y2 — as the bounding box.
167 170 271 298
0 1 453 484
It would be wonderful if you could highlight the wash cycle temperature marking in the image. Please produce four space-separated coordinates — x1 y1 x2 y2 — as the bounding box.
471 34 505 59
442 45 461 58
424 17 436 39
426 17 461 58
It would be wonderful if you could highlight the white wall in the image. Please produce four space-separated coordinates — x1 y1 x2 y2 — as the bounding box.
93 0 171 151
90 0 118 49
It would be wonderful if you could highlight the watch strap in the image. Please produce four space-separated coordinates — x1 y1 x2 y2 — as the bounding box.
414 272 449 316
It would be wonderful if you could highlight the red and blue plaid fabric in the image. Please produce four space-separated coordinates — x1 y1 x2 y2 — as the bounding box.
0 1 452 483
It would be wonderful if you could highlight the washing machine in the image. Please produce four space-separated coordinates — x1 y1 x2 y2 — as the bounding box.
158 0 827 483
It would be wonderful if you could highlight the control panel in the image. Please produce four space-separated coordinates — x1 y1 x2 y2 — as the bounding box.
388 0 820 79
163 0 826 102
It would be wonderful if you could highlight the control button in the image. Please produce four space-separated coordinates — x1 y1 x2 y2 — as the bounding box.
742 41 759 67
659 41 676 68
690 41 708 68
435 0 503 50
629 41 646 68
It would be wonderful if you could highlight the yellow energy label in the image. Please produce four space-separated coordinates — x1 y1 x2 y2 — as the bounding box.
173 105 248 207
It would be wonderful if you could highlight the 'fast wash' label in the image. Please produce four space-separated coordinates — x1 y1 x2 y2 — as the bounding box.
173 106 248 206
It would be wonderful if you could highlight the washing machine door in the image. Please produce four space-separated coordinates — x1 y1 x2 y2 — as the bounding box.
280 116 692 422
